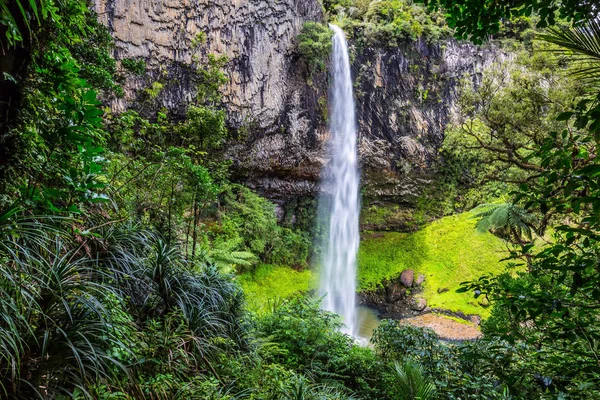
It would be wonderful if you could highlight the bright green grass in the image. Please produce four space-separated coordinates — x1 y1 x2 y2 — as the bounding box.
358 212 510 317
238 264 316 314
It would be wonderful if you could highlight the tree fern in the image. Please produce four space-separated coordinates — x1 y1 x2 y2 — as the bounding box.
471 203 535 242
196 247 258 272
393 360 436 400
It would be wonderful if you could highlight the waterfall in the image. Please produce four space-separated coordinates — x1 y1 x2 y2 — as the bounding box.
319 24 360 337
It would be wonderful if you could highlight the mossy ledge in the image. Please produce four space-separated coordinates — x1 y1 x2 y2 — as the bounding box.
357 212 510 318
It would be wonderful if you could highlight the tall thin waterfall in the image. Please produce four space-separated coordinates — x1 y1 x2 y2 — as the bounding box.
319 24 360 337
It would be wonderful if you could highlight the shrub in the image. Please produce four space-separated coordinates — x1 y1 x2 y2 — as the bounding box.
121 58 146 75
298 22 333 74
258 297 353 372
371 320 512 399
218 185 311 267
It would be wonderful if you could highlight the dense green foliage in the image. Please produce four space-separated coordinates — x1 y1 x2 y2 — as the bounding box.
1 2 116 211
420 0 598 43
297 22 333 75
3 0 600 398
323 0 451 46
471 203 536 244
452 12 600 398
423 39 583 217
0 209 250 398
0 1 317 398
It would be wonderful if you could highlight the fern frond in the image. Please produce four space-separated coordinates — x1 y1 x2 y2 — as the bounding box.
394 360 436 400
471 203 535 241
538 20 600 90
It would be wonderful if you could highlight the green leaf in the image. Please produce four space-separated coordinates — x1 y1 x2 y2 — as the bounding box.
556 112 574 121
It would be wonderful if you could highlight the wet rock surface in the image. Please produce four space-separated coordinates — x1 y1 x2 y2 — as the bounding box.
415 273 426 286
359 279 426 319
359 272 482 340
410 297 427 311
359 290 482 341
400 269 415 287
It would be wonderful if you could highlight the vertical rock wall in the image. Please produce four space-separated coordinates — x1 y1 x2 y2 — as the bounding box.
94 1 509 225
95 0 324 130
353 40 508 205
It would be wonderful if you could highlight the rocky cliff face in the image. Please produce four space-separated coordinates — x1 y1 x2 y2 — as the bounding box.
95 0 507 226
354 40 507 207
95 0 328 199
95 0 324 128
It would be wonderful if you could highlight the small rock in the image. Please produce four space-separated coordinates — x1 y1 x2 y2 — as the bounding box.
400 269 415 287
478 297 490 307
415 273 425 286
385 282 406 303
469 315 482 326
437 287 449 294
410 297 427 311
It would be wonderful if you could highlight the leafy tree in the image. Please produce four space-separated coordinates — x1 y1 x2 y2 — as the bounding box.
180 104 227 151
436 42 585 216
419 0 598 43
361 0 451 44
458 14 600 399
321 0 353 15
0 0 60 136
298 22 333 75
0 1 115 213
217 184 311 267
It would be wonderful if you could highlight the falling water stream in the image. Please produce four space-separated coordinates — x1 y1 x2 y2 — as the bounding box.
319 25 361 338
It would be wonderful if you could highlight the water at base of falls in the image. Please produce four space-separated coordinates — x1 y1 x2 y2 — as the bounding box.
356 306 381 345
318 24 361 338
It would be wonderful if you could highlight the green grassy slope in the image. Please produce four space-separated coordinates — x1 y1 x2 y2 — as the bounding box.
239 212 511 317
238 264 316 314
358 212 510 316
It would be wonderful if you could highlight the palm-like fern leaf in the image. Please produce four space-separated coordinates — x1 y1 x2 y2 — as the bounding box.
538 20 600 90
393 360 436 400
196 247 258 272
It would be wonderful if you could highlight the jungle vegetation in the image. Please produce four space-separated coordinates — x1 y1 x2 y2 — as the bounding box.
0 0 599 399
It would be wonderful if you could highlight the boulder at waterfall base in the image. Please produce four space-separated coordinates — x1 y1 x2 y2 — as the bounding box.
410 297 427 311
400 269 414 287
385 280 406 303
415 273 426 286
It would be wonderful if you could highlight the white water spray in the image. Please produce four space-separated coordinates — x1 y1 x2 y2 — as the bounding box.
319 25 360 337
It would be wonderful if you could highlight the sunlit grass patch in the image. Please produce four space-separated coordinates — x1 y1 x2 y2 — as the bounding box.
238 264 316 314
358 212 511 317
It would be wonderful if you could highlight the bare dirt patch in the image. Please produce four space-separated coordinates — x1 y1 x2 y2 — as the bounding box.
401 313 482 341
